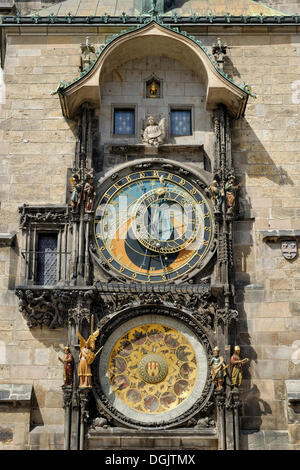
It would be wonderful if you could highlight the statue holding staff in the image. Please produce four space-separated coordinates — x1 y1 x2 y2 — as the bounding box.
78 315 102 388
230 345 249 391
58 345 74 387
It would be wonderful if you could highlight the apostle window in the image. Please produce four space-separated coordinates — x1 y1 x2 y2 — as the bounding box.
113 108 135 135
170 109 192 136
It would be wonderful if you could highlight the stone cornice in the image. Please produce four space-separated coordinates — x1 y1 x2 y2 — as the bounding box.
261 230 300 242
2 14 299 26
0 232 16 247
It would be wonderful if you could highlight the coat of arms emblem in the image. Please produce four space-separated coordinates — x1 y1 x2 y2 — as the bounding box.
146 360 160 378
139 353 168 384
281 240 297 260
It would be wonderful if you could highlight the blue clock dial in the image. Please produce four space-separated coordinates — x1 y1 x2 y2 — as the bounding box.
94 169 213 283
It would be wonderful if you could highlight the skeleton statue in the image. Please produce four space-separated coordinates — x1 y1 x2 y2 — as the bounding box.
142 115 166 147
225 174 242 216
83 178 96 214
207 179 224 213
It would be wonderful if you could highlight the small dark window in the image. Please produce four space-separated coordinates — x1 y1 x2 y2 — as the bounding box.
114 108 135 135
170 109 192 136
37 234 58 286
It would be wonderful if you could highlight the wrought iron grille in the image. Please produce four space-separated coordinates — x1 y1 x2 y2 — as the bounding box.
36 234 58 286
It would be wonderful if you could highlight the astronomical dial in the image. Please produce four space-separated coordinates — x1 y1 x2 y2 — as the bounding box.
94 169 213 283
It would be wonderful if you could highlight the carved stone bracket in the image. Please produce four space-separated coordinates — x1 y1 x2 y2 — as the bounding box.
79 388 91 423
215 390 226 410
16 288 76 329
216 308 238 326
15 287 101 329
19 204 70 230
15 282 227 332
226 390 241 410
62 385 73 409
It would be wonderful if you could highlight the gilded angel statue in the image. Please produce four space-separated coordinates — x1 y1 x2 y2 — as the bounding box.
78 316 102 388
142 115 166 147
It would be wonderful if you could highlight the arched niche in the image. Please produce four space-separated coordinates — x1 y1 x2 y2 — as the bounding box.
59 21 248 119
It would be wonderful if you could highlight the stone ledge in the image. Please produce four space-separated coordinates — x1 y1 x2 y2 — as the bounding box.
0 232 16 248
87 428 217 450
104 144 204 160
88 427 216 437
0 0 14 11
241 430 291 450
0 384 32 404
261 230 300 242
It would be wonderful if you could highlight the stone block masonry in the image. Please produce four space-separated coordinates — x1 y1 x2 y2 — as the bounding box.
0 23 300 449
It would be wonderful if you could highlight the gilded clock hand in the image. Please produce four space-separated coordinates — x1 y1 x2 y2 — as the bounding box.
156 242 167 279
141 247 150 270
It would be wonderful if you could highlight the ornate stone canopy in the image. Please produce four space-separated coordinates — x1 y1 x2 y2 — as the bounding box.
57 21 249 119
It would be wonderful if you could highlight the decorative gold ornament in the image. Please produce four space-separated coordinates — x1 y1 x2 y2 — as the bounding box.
78 315 102 388
108 323 198 414
149 80 158 97
139 353 168 384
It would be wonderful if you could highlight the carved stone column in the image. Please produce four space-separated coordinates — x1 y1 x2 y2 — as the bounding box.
232 391 241 450
216 391 226 450
70 103 96 286
78 388 91 450
62 385 73 450
226 390 242 450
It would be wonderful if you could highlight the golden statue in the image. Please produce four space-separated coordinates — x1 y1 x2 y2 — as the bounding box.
149 80 158 98
230 345 249 391
78 316 102 388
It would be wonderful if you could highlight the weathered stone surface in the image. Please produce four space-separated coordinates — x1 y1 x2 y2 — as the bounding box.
0 384 32 403
0 426 13 443
1 15 300 450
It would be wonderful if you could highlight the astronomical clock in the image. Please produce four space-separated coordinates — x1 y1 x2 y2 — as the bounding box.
89 159 217 430
93 163 215 284
14 14 247 450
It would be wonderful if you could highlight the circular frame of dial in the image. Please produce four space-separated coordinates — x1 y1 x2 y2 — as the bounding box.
99 314 209 426
93 162 215 284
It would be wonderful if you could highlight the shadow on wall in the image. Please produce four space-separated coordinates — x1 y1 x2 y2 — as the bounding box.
233 118 294 188
234 291 272 438
30 388 44 430
7 238 20 291
164 0 187 12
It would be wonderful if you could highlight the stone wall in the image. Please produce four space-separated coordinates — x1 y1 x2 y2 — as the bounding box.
0 30 84 449
0 26 300 449
99 56 212 147
224 30 300 449
14 0 62 15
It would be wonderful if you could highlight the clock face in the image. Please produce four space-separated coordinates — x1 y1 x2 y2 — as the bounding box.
98 314 209 427
94 168 213 283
